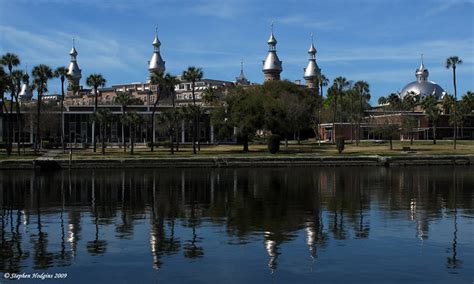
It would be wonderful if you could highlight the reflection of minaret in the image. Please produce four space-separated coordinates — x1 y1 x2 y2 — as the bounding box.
262 22 282 81
305 221 318 259
264 231 280 274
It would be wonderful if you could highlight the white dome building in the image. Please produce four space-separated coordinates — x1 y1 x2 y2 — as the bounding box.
399 57 445 100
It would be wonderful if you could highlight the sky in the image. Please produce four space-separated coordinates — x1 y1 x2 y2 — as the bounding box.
0 0 473 104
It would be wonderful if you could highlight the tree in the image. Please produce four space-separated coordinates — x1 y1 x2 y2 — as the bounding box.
421 95 441 145
373 123 399 150
86 73 107 153
401 116 417 145
54 67 68 153
182 66 203 154
317 74 329 98
90 109 112 155
446 56 462 149
210 87 264 152
402 91 420 111
149 70 165 152
164 73 180 153
387 93 402 110
442 94 455 115
11 70 24 155
123 112 143 155
1 53 20 155
378 96 387 105
32 64 54 153
326 77 350 143
115 91 138 152
353 81 370 146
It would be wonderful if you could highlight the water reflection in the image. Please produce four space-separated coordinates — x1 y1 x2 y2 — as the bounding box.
0 166 473 282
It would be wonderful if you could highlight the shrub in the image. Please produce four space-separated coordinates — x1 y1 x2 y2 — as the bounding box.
267 134 280 154
336 137 345 154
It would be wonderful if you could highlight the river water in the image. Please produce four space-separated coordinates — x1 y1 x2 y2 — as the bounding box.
0 166 473 283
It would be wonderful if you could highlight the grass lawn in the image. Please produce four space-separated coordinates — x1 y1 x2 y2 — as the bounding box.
1 140 473 160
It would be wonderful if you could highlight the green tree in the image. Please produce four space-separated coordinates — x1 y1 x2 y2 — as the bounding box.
123 112 143 155
114 91 135 152
378 96 387 105
442 94 455 115
402 91 420 111
11 70 24 155
90 109 112 155
149 70 165 152
182 66 203 154
401 116 417 145
353 81 370 146
164 73 180 152
54 67 68 153
373 123 399 150
1 53 20 155
32 64 54 153
446 56 462 149
387 93 402 110
86 73 107 153
421 95 441 145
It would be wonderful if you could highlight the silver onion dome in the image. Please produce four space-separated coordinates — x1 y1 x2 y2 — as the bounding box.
304 40 320 80
148 29 165 73
67 39 82 80
262 25 282 73
18 82 32 100
399 57 444 100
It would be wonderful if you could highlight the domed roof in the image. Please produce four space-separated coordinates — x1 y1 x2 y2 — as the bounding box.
399 59 445 99
263 51 282 72
400 80 445 100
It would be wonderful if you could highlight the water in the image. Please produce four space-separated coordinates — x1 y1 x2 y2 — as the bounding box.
0 166 473 283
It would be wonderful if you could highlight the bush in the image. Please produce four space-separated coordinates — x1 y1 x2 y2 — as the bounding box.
336 137 345 154
82 142 90 149
43 140 52 149
267 134 280 154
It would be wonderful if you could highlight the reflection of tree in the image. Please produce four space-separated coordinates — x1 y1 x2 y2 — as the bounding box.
32 171 54 269
183 218 204 259
447 170 462 269
87 173 107 256
56 172 72 266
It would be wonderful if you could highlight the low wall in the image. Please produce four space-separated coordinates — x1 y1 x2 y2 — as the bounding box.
1 155 473 170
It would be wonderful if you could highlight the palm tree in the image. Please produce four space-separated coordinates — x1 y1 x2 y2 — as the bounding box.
446 56 462 149
164 73 180 152
1 53 20 155
331 76 350 143
1 53 20 112
378 96 387 105
31 64 54 153
124 112 142 155
182 66 203 154
91 109 112 155
353 81 370 146
11 70 24 155
54 67 68 153
86 74 107 153
421 95 441 145
114 91 134 152
317 74 329 98
149 70 165 152
387 93 401 110
442 94 455 115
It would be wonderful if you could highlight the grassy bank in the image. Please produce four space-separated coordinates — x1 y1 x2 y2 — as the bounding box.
1 140 472 160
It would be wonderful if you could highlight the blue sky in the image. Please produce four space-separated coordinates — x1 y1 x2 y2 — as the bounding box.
0 0 473 103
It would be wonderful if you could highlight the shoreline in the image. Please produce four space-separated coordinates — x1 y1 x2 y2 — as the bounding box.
1 155 473 170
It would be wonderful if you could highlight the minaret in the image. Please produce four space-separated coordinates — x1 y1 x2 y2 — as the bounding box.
236 59 250 85
303 33 321 89
67 38 82 94
415 53 429 83
262 23 282 81
148 27 166 75
19 64 33 101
